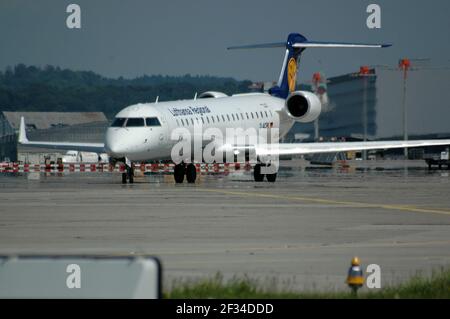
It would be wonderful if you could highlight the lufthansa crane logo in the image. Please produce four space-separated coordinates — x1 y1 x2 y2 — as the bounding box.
287 58 297 92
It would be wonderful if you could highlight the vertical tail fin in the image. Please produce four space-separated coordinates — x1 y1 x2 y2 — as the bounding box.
228 33 391 99
18 116 29 144
272 33 307 99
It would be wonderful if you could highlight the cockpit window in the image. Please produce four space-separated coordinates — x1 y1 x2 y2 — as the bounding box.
126 118 145 127
146 117 161 126
111 118 126 127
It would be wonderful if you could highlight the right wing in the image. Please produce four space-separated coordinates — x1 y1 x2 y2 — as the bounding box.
256 140 450 156
18 117 106 153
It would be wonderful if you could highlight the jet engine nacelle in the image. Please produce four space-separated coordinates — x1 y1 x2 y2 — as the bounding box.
284 91 321 123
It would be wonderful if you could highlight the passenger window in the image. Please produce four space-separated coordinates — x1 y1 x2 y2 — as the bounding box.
246 113 249 119
111 118 126 127
251 112 254 119
232 114 235 121
126 118 145 127
145 117 161 126
256 112 259 119
222 115 225 122
191 118 194 125
216 115 220 122
181 119 185 126
201 117 205 124
211 116 215 123
207 117 210 124
227 114 230 121
176 119 179 126
240 113 244 120
260 111 264 118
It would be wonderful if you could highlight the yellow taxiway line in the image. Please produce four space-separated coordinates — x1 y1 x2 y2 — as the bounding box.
198 188 450 216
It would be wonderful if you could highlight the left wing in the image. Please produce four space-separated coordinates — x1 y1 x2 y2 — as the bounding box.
255 140 450 156
18 117 105 153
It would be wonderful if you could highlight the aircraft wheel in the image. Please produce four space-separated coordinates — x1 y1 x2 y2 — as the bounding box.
174 163 185 184
265 163 278 182
266 173 277 182
253 164 265 182
186 163 197 184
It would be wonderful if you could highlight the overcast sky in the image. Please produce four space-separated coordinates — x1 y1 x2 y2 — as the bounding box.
1 0 449 83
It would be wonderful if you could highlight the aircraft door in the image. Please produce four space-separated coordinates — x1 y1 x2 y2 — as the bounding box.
157 113 170 151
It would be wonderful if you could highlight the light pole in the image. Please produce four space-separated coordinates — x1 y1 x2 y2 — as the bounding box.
399 58 411 158
359 66 370 160
358 66 375 160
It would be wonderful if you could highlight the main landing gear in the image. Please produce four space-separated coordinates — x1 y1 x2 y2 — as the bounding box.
174 163 197 184
253 163 277 183
173 162 276 183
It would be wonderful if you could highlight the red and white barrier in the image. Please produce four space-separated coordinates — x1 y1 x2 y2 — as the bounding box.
0 162 253 174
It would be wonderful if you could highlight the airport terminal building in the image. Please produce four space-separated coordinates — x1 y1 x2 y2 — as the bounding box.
287 65 450 143
0 113 16 162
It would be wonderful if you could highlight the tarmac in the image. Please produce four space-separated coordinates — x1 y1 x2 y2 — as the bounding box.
1 160 450 292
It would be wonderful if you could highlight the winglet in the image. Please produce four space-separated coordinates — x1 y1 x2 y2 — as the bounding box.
18 116 29 144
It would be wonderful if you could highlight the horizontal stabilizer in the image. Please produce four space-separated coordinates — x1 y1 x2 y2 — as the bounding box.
227 42 286 50
292 41 391 49
228 38 391 51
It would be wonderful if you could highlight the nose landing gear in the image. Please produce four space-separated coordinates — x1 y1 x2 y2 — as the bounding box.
114 157 134 184
122 165 134 184
174 163 197 184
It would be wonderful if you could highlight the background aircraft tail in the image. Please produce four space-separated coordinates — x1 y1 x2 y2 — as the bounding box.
228 33 391 99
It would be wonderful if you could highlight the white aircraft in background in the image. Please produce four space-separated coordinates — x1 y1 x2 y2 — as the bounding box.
18 33 450 184
62 150 109 164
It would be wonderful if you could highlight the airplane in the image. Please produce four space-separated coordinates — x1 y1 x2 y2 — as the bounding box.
18 33 450 184
62 150 109 164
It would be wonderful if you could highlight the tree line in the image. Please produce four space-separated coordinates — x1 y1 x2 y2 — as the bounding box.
0 64 252 118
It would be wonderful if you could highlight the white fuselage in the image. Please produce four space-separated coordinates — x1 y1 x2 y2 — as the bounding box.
104 93 294 162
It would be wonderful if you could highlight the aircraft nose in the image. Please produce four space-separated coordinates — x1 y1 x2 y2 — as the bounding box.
105 128 128 157
106 142 126 157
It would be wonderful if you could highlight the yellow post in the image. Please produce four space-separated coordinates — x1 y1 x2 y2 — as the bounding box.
346 256 364 295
